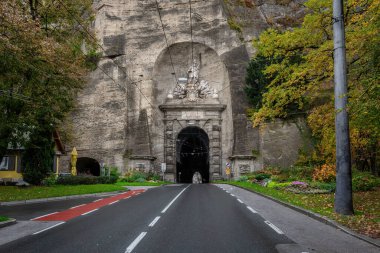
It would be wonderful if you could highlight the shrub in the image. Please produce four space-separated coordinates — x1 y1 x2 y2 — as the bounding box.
56 175 117 185
103 166 120 179
42 174 57 186
267 181 291 189
255 173 271 181
147 171 160 181
352 174 380 192
236 176 248 182
135 177 146 183
309 181 336 192
313 164 336 182
122 169 149 182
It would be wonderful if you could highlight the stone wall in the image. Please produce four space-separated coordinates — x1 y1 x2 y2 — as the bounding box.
259 117 312 168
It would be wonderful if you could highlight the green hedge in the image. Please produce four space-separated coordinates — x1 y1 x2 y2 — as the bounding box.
56 175 118 185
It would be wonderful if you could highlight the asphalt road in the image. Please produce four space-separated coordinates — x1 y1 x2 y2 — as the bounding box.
0 184 295 253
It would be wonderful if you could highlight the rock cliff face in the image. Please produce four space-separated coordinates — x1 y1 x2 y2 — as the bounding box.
64 0 306 180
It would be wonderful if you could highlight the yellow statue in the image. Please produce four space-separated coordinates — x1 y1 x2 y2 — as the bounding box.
70 147 78 176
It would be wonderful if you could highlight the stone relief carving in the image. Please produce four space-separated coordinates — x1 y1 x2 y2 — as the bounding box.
169 60 218 101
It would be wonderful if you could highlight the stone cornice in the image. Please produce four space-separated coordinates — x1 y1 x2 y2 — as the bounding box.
228 155 256 160
159 103 226 112
129 155 157 161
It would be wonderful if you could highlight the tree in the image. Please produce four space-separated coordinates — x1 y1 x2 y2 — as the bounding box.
247 0 379 175
0 0 96 184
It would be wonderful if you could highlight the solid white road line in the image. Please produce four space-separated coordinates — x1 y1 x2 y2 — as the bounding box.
31 212 58 220
161 185 190 213
124 196 131 199
70 204 85 209
108 200 119 205
148 216 161 227
33 222 65 235
237 198 244 204
247 206 258 213
264 221 284 234
93 198 103 202
125 232 147 253
81 209 98 216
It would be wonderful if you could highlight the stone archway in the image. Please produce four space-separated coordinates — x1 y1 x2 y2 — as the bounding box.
176 126 209 183
77 157 100 176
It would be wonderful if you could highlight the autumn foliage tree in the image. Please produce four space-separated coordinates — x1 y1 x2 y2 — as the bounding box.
246 0 379 175
0 0 96 184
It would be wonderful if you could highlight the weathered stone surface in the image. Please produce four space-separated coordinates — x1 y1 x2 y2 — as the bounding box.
62 0 306 180
260 118 312 168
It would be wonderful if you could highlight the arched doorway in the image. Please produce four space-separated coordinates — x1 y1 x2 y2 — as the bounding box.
176 126 209 183
77 157 100 176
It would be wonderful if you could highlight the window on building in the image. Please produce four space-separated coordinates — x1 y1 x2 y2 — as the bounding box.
0 156 9 171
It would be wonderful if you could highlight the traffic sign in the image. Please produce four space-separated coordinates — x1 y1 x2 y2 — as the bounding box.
161 163 166 173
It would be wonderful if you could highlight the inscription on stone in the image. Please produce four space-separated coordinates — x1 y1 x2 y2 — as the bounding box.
181 111 204 119
239 164 250 174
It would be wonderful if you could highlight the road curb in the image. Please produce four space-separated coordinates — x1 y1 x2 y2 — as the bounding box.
0 190 128 206
220 183 380 248
0 218 16 228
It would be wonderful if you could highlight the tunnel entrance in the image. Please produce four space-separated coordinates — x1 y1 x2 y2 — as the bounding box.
77 157 100 176
176 126 209 183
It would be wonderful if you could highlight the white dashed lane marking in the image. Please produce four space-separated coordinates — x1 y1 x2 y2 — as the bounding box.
70 204 85 209
108 200 119 205
237 199 244 204
125 232 147 253
247 206 258 214
161 185 190 213
33 222 65 235
148 216 161 227
31 212 58 221
81 209 98 216
264 221 284 234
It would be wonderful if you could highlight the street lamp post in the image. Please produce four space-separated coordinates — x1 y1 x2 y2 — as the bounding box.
333 0 353 215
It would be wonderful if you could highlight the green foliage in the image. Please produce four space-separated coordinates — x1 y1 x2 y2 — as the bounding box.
42 174 57 186
267 181 292 189
122 171 147 182
56 175 117 185
245 55 271 109
254 173 271 181
0 185 125 202
309 181 336 192
0 0 97 168
0 216 9 222
235 175 248 182
247 0 380 173
134 178 146 183
22 132 55 185
262 166 315 182
121 169 161 182
103 166 121 179
227 18 242 33
352 173 380 192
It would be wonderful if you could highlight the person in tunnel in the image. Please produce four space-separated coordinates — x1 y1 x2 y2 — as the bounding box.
192 171 202 184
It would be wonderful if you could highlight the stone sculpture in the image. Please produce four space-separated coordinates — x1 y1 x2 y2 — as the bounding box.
169 60 214 101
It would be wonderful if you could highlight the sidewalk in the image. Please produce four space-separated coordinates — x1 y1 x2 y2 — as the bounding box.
216 184 380 253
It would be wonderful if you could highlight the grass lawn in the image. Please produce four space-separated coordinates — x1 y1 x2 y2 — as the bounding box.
0 216 9 222
221 181 380 238
115 181 171 187
0 184 125 202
